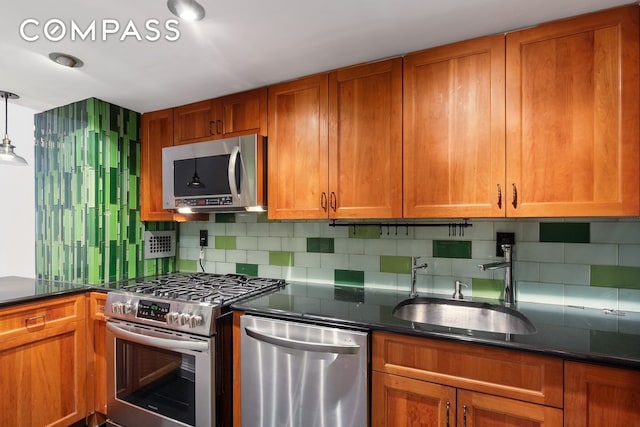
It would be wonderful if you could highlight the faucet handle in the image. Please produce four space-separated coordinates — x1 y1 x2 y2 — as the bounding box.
453 280 468 299
411 256 428 270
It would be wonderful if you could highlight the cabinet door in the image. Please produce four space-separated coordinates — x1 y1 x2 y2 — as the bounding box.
404 35 506 218
141 108 175 221
89 293 107 418
458 390 563 427
329 59 403 219
173 99 215 145
506 5 639 217
218 88 267 137
564 361 640 426
372 371 456 427
267 74 329 219
0 298 87 427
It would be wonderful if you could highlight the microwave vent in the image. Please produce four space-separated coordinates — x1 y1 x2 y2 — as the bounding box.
144 230 177 259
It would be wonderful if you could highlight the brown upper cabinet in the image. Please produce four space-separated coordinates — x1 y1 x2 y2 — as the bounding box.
404 35 506 218
267 59 403 220
173 88 267 145
506 5 639 217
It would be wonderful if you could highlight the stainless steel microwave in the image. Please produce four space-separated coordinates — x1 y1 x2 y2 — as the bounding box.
162 134 267 213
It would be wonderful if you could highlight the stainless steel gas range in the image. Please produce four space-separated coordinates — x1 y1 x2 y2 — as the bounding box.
105 273 285 427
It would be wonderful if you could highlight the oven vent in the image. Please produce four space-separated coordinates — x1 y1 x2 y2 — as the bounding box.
144 230 177 259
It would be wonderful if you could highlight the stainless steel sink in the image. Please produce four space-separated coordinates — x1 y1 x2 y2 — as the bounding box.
392 297 537 335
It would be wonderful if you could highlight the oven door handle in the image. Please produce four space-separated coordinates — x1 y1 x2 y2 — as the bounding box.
244 326 360 355
107 322 209 352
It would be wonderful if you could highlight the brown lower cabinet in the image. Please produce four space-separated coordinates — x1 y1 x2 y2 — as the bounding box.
372 331 563 426
0 294 87 427
87 292 108 425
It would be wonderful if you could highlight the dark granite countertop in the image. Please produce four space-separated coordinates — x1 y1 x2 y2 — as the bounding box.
0 276 92 307
232 281 640 370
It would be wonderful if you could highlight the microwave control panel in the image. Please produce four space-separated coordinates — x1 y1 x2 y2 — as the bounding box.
177 197 234 207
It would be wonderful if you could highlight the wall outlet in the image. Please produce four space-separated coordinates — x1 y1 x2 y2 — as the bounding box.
199 229 208 247
496 232 515 256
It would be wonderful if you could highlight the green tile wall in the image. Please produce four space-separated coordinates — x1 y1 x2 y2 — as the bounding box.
380 256 412 274
540 222 590 243
269 251 294 266
307 238 334 253
433 240 472 259
349 225 380 239
35 98 176 284
215 236 237 250
335 270 365 286
591 266 640 289
471 278 503 299
236 263 258 276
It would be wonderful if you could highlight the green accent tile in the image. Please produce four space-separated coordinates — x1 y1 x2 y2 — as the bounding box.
215 213 236 223
269 251 294 266
178 259 198 272
334 285 364 303
215 236 237 250
349 225 380 239
433 240 472 259
590 330 640 359
471 278 503 300
307 237 335 253
236 263 258 276
540 222 590 243
380 256 412 274
591 265 640 289
334 269 365 286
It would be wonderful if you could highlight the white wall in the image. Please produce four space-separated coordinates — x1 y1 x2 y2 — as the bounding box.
0 103 36 278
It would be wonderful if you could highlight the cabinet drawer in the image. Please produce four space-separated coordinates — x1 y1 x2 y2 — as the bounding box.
0 294 85 339
373 331 563 408
89 292 107 321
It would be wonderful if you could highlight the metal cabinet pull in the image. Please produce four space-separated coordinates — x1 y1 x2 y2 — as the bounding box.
25 314 46 325
321 192 328 212
512 183 518 208
330 192 337 212
497 184 502 208
209 120 216 135
463 405 468 427
445 401 450 427
216 119 222 135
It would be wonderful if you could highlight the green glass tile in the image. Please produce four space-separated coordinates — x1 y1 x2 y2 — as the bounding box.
334 285 364 303
178 259 198 273
433 240 472 259
236 263 259 277
269 251 294 266
334 269 365 286
591 265 640 289
380 256 412 274
540 222 590 243
215 213 236 223
307 237 335 253
471 278 503 300
349 225 380 239
215 236 237 250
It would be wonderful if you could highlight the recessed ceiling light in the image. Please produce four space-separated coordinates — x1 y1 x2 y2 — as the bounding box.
167 0 206 21
48 52 84 68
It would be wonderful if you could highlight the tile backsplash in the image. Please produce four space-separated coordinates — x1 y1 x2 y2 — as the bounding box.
178 215 640 312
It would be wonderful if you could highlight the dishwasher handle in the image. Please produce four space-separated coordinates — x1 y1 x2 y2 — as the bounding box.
244 326 361 355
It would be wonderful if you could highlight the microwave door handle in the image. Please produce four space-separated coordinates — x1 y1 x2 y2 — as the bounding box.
228 146 241 200
107 322 209 352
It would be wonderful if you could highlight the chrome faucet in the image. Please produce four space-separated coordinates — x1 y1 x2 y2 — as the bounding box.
410 257 428 298
478 244 514 306
452 280 468 299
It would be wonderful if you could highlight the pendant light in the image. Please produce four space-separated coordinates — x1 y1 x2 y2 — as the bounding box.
0 91 27 166
167 0 206 21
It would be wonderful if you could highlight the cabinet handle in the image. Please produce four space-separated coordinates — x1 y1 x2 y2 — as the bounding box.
512 183 518 208
321 192 327 212
445 401 450 427
209 120 216 135
216 119 222 135
25 314 46 325
463 405 468 427
497 184 502 209
330 192 337 212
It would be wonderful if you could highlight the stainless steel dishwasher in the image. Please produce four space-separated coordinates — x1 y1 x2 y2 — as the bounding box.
240 314 369 427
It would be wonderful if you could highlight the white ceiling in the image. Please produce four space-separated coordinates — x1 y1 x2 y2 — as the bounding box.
0 0 634 114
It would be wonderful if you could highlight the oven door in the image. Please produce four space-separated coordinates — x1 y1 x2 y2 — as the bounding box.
106 319 214 427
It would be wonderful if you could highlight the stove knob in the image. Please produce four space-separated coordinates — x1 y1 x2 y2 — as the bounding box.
188 314 203 328
166 312 180 325
111 302 124 314
179 313 191 326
